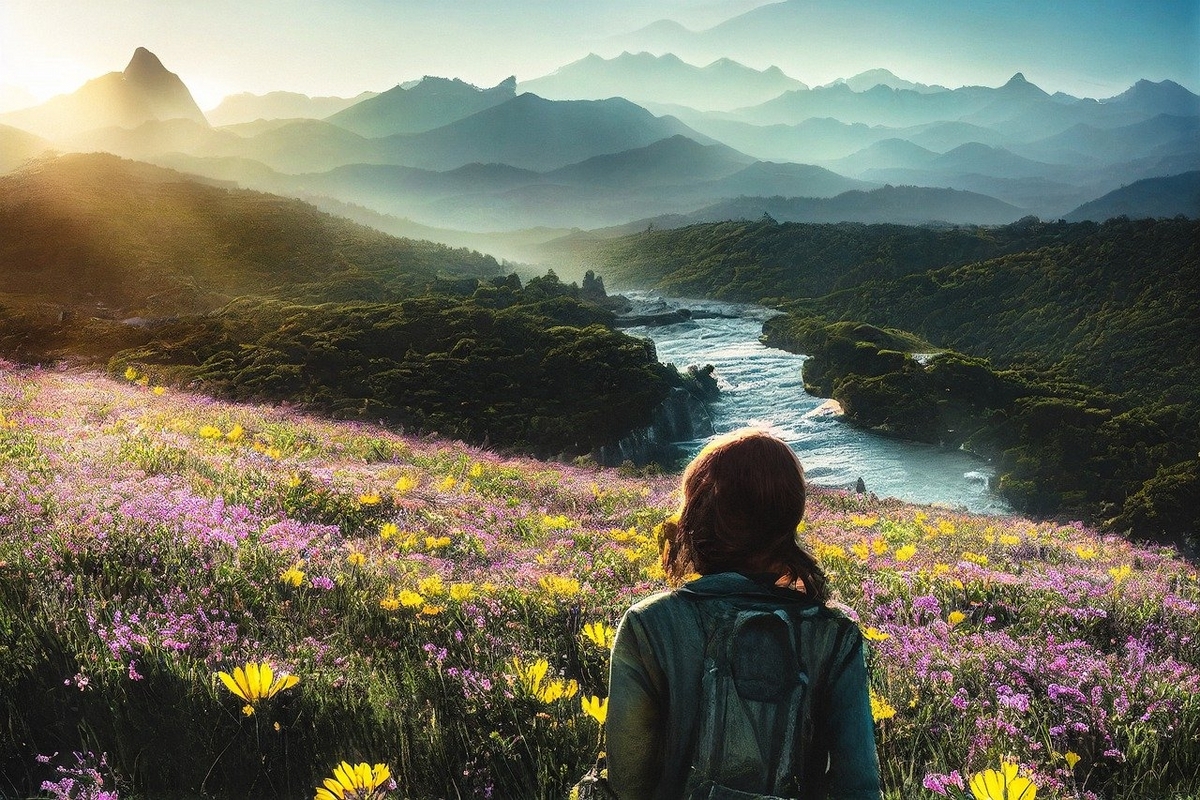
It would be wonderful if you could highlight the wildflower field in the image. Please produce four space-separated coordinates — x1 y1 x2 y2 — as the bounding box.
1 362 1198 799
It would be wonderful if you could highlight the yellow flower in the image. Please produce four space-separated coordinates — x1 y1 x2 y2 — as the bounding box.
198 424 223 440
152 386 166 396
815 542 847 561
962 551 989 566
539 677 579 703
871 538 889 556
379 595 401 612
287 473 303 489
582 695 608 724
347 551 366 567
469 462 484 478
438 476 457 492
216 662 299 712
1109 565 1132 584
424 535 451 550
1063 751 1081 770
538 575 581 598
358 492 382 506
948 610 967 627
582 621 617 650
449 582 475 602
379 522 398 540
968 761 1038 800
314 761 392 800
123 366 139 381
998 534 1021 546
421 605 444 616
894 544 917 562
390 589 420 608
543 514 572 530
938 520 957 535
869 688 896 722
394 475 416 494
418 574 445 597
1073 544 1098 560
511 657 549 696
280 564 305 587
863 626 890 642
507 656 578 704
850 514 878 528
851 541 870 561
0 411 15 430
226 423 245 443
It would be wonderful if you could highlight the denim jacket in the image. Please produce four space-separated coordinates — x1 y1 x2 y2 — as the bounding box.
606 572 882 800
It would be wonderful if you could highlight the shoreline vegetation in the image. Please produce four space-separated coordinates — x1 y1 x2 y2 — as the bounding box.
2 364 1198 799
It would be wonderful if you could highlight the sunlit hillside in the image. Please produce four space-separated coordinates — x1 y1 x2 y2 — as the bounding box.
2 363 1197 799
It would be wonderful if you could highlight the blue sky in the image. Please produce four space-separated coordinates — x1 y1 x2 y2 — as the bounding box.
1 0 1196 109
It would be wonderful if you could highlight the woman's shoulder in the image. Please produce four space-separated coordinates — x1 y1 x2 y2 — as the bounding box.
622 588 687 620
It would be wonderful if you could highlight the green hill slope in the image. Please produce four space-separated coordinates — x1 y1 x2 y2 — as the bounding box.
0 152 501 319
0 153 674 458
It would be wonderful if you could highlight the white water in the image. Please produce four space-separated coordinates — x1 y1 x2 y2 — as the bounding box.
623 293 1012 515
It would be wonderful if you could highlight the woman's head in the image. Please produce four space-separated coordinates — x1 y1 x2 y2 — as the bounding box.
660 428 828 600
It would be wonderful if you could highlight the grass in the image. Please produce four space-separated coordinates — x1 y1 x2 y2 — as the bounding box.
1 362 1198 799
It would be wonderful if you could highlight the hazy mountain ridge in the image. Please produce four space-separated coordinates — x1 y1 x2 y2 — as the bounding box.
327 76 517 137
206 90 380 127
1064 171 1200 222
633 185 1024 229
0 124 54 172
2 47 1196 241
263 136 871 231
519 51 805 111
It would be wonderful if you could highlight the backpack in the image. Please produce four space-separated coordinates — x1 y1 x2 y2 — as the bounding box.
683 600 811 800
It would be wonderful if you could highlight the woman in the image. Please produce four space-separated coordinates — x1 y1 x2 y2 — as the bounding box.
606 428 881 799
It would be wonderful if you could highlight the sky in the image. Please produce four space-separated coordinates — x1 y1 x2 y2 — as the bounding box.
1 0 1197 111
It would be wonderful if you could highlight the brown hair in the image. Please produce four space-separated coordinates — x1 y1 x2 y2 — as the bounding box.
660 428 829 601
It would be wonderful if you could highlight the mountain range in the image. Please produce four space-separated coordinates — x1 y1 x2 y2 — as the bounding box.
327 76 517 137
206 90 379 127
519 51 804 111
0 47 1195 258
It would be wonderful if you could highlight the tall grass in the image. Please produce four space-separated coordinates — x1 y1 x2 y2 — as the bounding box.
0 362 1197 799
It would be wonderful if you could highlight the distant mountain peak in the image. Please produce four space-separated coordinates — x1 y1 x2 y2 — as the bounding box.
1103 78 1200 115
0 46 208 138
997 72 1049 98
408 75 511 95
825 68 944 94
124 47 171 83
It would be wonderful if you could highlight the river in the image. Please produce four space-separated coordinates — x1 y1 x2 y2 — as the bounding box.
621 293 1012 515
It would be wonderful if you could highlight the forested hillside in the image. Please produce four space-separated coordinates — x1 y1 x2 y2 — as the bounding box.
0 154 677 458
566 216 1200 541
549 216 1101 301
0 153 501 321
779 216 1200 405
